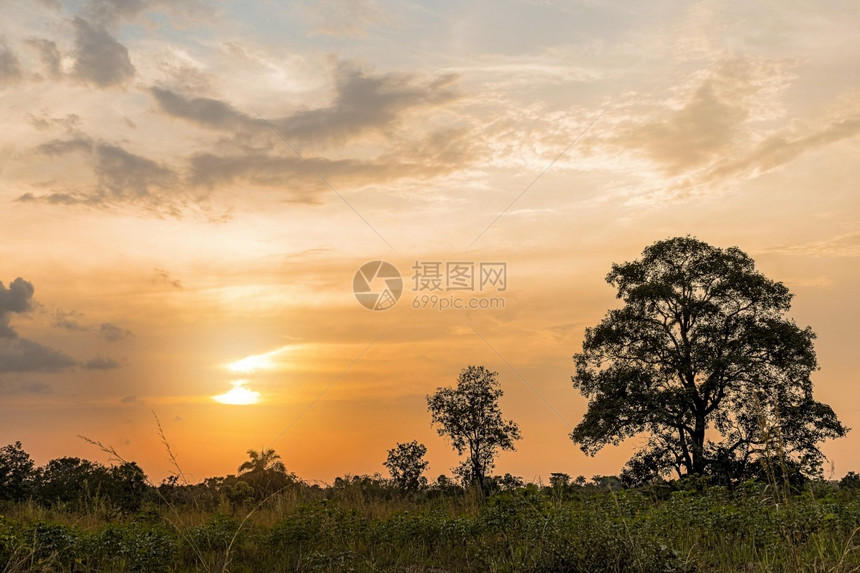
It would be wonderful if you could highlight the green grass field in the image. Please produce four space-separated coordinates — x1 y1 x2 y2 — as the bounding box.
3 477 860 572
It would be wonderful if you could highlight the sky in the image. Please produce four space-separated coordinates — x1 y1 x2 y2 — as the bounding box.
0 0 859 485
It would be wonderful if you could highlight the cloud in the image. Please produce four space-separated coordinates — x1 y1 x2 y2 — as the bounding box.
0 379 52 395
71 17 135 88
51 312 132 341
0 278 35 339
0 278 76 373
27 113 81 132
100 322 132 341
52 309 88 332
0 338 76 372
95 143 176 197
762 231 860 258
22 137 179 209
302 0 386 37
186 128 478 194
152 268 183 289
25 38 62 79
82 356 121 369
81 0 149 26
151 62 461 145
614 79 747 175
80 0 210 28
0 41 22 84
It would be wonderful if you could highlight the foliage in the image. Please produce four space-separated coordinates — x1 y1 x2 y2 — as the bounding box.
427 365 521 492
4 479 860 571
237 448 299 499
0 442 35 501
383 440 429 493
571 236 846 484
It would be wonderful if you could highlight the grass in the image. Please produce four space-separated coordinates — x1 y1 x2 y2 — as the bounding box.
3 479 860 572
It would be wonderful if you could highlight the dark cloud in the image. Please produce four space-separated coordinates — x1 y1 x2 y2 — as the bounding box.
0 338 76 372
95 143 176 198
150 87 247 130
23 137 179 209
187 127 478 193
99 322 132 341
52 309 88 332
151 62 461 145
0 279 77 373
82 356 120 370
36 136 93 156
27 113 80 132
0 41 22 84
0 278 35 339
72 17 135 88
51 312 132 342
25 38 62 79
152 268 183 289
0 379 52 395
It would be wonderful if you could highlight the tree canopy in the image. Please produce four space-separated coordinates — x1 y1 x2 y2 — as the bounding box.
570 236 847 485
427 365 521 491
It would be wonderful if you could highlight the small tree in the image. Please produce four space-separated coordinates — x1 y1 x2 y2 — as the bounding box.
238 448 286 475
427 365 521 492
0 441 35 501
238 447 294 499
384 441 429 493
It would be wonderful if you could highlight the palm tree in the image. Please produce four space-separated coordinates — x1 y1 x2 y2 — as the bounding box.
238 448 286 475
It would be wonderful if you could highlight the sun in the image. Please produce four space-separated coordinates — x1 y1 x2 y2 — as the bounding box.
213 380 260 405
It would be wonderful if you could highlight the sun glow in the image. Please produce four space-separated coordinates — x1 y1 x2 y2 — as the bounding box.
226 346 292 374
213 380 260 405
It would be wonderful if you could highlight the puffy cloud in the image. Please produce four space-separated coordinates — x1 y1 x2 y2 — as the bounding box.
614 79 747 176
0 41 22 84
0 278 76 373
71 17 135 88
0 338 76 372
25 38 62 79
99 322 132 341
0 278 35 339
21 137 179 209
151 62 461 145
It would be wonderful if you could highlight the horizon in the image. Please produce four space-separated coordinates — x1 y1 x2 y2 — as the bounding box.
1 0 859 485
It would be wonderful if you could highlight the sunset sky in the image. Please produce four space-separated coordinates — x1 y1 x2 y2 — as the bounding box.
1 0 859 485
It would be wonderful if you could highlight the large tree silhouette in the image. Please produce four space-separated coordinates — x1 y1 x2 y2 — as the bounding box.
571 237 846 484
427 365 521 491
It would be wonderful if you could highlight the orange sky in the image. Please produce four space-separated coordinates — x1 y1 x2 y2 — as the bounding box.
1 0 859 484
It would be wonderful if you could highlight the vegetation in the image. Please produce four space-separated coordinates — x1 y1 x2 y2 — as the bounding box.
2 446 860 572
383 441 429 494
571 237 846 486
427 365 522 493
1 237 852 571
